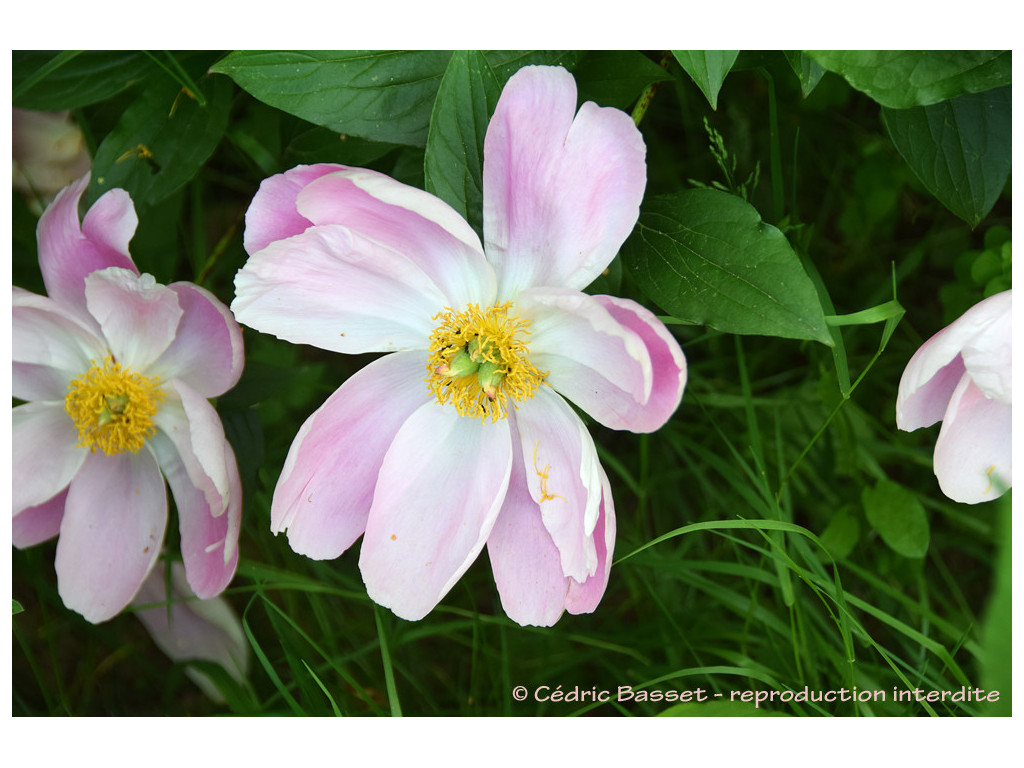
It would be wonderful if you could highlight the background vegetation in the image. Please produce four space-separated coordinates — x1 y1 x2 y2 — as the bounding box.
12 50 1012 716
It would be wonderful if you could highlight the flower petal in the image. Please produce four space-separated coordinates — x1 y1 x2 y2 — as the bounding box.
273 351 432 560
37 175 139 321
961 290 1011 404
516 287 652 430
13 487 68 548
898 290 1012 430
13 287 106 401
513 388 601 582
359 404 512 621
151 433 241 598
232 224 447 354
591 295 687 431
56 450 167 623
483 66 646 296
486 427 570 627
133 561 249 701
84 268 182 372
13 401 86 515
153 380 233 517
149 282 245 398
243 163 345 254
565 465 616 615
296 169 495 307
932 375 1012 504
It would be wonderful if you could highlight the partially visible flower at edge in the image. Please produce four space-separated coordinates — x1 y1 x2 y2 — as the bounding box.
13 108 92 205
896 289 1011 503
133 560 250 703
231 65 687 626
13 174 245 623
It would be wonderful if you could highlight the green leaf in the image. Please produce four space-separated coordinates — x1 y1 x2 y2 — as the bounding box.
89 72 231 208
485 50 583 81
783 51 826 97
862 479 930 559
211 51 454 147
882 86 1010 228
672 51 739 110
574 51 670 109
13 51 158 110
805 51 1010 108
818 509 860 561
621 189 831 345
424 51 501 241
13 599 24 616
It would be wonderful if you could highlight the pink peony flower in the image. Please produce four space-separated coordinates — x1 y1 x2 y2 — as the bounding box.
133 561 250 703
897 290 1011 503
232 65 686 626
13 174 245 623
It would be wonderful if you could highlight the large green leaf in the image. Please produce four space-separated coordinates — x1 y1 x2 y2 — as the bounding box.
882 86 1011 228
424 51 501 241
783 51 826 98
574 50 670 109
89 73 232 208
672 51 739 110
805 51 1010 108
13 50 158 110
621 189 831 345
211 50 581 148
485 50 583 81
862 479 930 559
211 51 454 147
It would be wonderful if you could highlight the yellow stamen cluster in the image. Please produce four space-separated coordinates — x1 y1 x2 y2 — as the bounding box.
64 356 165 455
426 302 546 422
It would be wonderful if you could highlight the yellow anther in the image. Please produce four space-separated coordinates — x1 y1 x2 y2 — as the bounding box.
426 302 546 422
64 356 164 455
533 440 566 503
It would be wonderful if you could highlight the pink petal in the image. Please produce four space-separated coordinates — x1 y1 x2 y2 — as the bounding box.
961 290 1011 404
232 224 447 354
516 287 652 430
153 433 241 598
482 66 647 296
273 351 431 560
243 163 345 254
37 175 139 321
13 487 68 548
56 450 167 623
84 268 182 372
898 290 1012 430
512 388 601 583
359 403 513 621
932 375 1012 504
13 401 86 515
132 562 249 699
13 287 106 401
565 464 616 614
296 169 495 307
153 380 233 517
486 429 571 627
149 282 245 398
592 295 687 432
82 187 137 260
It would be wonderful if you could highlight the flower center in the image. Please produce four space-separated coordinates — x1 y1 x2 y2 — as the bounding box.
426 302 546 422
64 356 165 455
